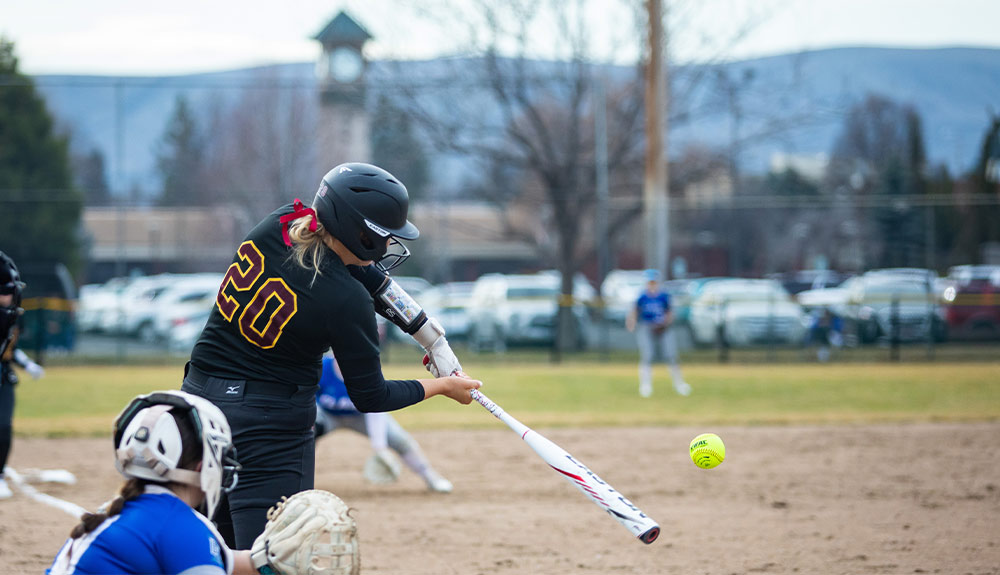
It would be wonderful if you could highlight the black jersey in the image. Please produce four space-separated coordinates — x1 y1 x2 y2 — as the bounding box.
191 204 423 412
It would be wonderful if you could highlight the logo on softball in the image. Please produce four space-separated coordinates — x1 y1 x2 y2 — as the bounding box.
689 433 725 469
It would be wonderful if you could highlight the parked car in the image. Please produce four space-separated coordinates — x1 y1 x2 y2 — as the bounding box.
97 274 179 335
766 270 846 295
599 269 649 326
600 271 712 326
419 281 476 341
687 279 807 347
467 272 595 350
77 277 134 333
943 265 1000 340
839 273 946 343
167 308 212 353
149 274 225 342
111 273 221 342
795 286 850 316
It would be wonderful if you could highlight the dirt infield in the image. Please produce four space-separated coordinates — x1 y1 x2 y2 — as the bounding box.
3 422 998 574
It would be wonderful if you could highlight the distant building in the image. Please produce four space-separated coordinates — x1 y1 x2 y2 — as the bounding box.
769 152 828 183
81 207 246 281
80 202 539 284
680 167 734 208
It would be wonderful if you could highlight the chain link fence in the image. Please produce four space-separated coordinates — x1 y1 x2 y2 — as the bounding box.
4 195 998 366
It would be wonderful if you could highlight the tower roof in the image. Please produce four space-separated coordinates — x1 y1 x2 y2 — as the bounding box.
314 11 372 45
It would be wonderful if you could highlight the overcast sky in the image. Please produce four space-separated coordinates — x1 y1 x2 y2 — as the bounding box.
3 0 998 75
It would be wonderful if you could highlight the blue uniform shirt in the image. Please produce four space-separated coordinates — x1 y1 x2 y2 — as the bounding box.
48 485 231 575
636 291 671 325
316 356 359 416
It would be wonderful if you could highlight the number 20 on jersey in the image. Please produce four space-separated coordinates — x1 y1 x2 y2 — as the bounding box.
216 240 298 349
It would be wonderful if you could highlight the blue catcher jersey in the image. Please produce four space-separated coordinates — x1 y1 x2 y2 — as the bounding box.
636 291 671 324
48 486 231 575
316 356 359 416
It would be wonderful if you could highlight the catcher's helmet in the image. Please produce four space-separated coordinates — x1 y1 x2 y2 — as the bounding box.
312 163 419 271
0 251 25 357
114 390 240 519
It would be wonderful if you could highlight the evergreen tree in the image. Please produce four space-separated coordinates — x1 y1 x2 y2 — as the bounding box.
156 95 206 206
826 93 929 268
0 37 82 274
957 115 1000 263
371 95 429 200
73 147 111 206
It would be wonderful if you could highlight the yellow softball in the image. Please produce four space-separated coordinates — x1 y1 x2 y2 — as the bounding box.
689 433 725 469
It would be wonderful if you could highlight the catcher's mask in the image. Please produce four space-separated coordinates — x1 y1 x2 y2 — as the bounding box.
312 162 419 272
0 251 25 358
113 390 240 519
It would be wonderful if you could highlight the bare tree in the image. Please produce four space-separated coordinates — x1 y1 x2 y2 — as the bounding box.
825 93 929 269
375 0 802 352
378 1 649 353
202 71 318 225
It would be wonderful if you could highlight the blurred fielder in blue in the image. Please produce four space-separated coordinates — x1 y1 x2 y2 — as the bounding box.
315 354 453 493
626 269 690 398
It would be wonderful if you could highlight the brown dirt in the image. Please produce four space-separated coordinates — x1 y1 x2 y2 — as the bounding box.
2 423 999 574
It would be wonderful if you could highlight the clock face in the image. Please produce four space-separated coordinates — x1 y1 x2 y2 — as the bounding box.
329 46 363 83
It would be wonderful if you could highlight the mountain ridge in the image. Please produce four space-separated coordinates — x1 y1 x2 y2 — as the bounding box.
31 46 1000 197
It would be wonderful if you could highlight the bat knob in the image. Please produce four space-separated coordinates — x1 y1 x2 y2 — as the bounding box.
639 525 660 544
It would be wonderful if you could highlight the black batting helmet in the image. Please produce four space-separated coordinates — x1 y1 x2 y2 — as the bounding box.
312 163 419 271
0 251 25 357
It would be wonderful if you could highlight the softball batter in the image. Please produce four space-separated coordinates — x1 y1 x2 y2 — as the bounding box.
181 162 480 549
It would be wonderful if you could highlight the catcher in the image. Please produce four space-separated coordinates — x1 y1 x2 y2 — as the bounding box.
625 269 690 398
48 390 360 575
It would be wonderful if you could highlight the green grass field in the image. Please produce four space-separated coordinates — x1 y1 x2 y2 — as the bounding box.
12 360 999 436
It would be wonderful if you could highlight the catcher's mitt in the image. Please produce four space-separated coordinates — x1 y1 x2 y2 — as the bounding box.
250 490 359 575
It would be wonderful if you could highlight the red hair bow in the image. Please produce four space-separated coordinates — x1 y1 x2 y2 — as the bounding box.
279 199 318 247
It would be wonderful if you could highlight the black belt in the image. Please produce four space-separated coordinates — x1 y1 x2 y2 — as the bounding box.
185 362 299 399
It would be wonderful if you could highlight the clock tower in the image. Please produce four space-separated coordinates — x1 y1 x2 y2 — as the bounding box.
314 11 371 167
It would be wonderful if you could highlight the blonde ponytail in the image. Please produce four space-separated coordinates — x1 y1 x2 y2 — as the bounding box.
287 216 328 283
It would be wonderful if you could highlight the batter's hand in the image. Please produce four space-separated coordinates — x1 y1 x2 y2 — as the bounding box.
420 374 482 405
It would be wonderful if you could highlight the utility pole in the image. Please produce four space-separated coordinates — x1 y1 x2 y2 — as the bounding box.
644 0 669 277
595 74 610 355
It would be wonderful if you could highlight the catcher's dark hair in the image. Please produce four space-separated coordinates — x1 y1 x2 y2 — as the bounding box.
68 409 202 540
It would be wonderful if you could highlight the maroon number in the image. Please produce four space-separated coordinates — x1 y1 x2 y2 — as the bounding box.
217 241 265 321
215 240 299 348
238 278 298 349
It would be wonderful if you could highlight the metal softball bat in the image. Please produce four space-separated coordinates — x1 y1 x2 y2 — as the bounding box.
470 389 660 544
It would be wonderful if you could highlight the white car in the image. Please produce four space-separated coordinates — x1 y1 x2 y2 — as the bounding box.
419 281 476 341
76 277 137 333
149 274 225 342
599 270 649 326
114 274 222 342
839 274 945 343
467 272 595 350
795 286 850 316
96 274 179 335
687 279 807 347
167 308 212 353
